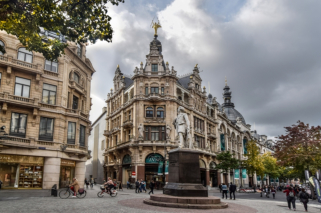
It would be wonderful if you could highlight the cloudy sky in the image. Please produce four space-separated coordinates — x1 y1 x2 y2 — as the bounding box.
86 0 321 140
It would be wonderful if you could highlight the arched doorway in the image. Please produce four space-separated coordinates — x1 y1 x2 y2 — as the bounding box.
145 153 164 189
200 159 206 187
209 161 218 187
122 154 132 185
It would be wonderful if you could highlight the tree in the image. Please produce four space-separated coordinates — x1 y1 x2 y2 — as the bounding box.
216 151 239 174
0 0 124 60
261 153 280 182
275 121 321 176
242 139 265 185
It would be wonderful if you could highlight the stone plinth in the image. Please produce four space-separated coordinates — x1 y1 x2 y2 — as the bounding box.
144 194 228 209
163 148 208 197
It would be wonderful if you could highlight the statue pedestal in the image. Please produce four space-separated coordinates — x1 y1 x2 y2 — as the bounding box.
163 148 208 197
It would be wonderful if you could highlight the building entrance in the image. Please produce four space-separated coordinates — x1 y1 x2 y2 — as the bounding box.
145 153 164 189
209 161 218 187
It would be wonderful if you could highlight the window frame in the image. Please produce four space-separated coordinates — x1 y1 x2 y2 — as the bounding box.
72 95 79 110
146 107 154 118
17 47 33 63
10 112 28 138
67 122 76 144
14 77 31 98
151 64 158 72
0 40 5 55
144 126 166 141
151 87 159 94
74 73 80 84
145 87 149 95
156 107 165 118
79 125 86 147
42 83 57 105
38 117 54 141
44 59 58 73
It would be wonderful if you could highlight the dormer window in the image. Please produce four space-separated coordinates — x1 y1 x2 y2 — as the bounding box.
74 73 80 83
152 64 158 72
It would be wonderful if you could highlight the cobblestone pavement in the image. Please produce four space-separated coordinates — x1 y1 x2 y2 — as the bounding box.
1 186 321 213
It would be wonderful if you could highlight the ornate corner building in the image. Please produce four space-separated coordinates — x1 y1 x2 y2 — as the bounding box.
0 31 95 189
103 33 275 188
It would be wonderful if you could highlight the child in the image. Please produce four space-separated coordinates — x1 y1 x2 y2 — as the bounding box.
271 187 276 199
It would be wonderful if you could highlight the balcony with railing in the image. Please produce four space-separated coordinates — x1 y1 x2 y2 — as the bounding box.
122 120 133 128
44 70 59 78
207 132 216 139
0 92 39 109
0 55 42 75
69 79 85 94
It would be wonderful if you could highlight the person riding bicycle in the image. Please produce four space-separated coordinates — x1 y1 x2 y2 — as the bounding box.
104 177 114 195
69 177 79 198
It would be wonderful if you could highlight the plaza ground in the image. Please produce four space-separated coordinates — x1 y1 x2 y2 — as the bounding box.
1 185 321 213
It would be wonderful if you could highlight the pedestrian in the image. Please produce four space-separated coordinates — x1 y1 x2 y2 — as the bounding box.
135 179 140 193
141 179 147 193
260 185 264 197
148 180 155 195
271 187 276 199
229 182 236 200
85 178 89 189
69 177 79 198
283 186 296 211
0 179 2 190
219 183 222 193
90 178 94 189
119 182 123 191
127 180 130 189
299 188 309 212
221 183 228 199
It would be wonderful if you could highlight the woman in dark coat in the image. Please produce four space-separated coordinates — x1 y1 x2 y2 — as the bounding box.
299 188 309 212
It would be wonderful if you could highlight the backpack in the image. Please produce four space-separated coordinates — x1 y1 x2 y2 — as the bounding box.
289 190 295 197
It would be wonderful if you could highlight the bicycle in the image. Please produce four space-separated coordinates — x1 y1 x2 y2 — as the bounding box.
59 186 87 199
97 185 117 198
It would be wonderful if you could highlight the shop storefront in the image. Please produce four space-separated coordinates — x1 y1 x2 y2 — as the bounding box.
209 161 218 187
59 159 75 188
122 155 132 185
145 153 164 189
0 154 44 189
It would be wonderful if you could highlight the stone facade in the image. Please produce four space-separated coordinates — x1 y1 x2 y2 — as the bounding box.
0 30 95 189
102 34 275 189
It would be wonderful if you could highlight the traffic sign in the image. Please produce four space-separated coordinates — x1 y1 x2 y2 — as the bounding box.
132 172 136 176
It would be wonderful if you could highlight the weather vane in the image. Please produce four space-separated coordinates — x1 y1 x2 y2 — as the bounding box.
151 18 162 37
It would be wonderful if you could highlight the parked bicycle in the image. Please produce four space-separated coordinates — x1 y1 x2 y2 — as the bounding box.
97 185 117 198
59 186 87 199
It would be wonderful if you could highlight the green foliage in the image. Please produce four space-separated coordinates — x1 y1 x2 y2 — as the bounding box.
242 139 265 178
0 0 124 60
216 151 239 173
261 153 280 179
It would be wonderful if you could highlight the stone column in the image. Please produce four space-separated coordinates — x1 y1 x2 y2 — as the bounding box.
43 157 61 189
227 170 231 186
206 169 210 188
75 161 86 188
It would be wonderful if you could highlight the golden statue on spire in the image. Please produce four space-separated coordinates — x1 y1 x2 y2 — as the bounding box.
151 18 161 36
225 76 227 86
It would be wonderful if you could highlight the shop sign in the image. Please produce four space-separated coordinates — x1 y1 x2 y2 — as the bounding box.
165 161 169 175
158 161 164 175
257 175 261 181
145 153 163 164
242 169 247 179
61 159 76 167
0 154 43 165
234 169 240 179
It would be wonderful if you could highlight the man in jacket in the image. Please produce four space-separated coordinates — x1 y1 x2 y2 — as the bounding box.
229 182 237 200
135 180 140 193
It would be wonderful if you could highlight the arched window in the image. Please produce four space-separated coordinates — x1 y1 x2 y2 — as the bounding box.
146 107 153 118
18 47 33 63
74 72 80 83
77 43 82 57
0 40 5 55
157 107 164 118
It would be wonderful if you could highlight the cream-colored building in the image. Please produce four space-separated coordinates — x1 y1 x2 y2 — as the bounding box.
0 30 94 189
103 33 274 189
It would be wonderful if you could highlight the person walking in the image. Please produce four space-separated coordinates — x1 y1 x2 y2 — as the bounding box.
219 183 222 193
221 183 228 199
229 182 236 200
127 180 130 189
299 188 309 212
283 186 296 211
90 178 94 189
0 179 2 190
271 187 276 199
141 179 147 193
135 180 140 193
148 180 155 195
84 178 89 189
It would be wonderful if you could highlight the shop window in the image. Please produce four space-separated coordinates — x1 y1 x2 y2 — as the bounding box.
152 64 158 72
157 107 164 118
0 40 5 55
74 73 80 83
79 125 86 147
151 87 159 94
15 77 31 98
146 107 154 118
67 122 76 144
45 59 58 72
144 126 165 141
72 95 78 110
18 47 33 63
10 112 27 138
19 165 43 188
39 117 54 141
42 83 57 105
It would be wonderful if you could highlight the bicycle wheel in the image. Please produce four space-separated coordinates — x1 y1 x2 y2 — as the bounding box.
59 190 71 199
110 191 117 197
77 191 86 199
97 191 104 198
